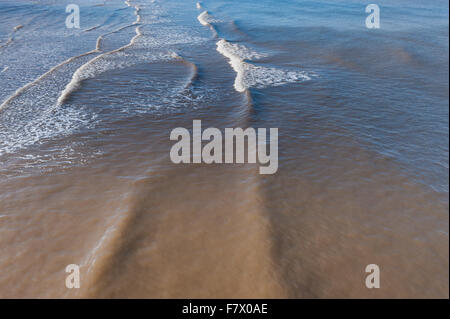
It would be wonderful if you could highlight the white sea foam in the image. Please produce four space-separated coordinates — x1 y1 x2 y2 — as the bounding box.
134 6 142 24
0 36 103 111
55 0 153 106
57 0 206 107
56 28 189 106
0 24 24 49
138 26 207 47
216 39 267 61
197 11 215 27
56 26 143 106
197 7 313 92
0 0 203 160
216 39 311 92
0 33 202 179
0 106 96 157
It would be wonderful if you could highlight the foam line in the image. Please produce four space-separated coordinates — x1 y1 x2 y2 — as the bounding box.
56 27 143 106
55 0 143 107
0 25 23 50
0 36 103 111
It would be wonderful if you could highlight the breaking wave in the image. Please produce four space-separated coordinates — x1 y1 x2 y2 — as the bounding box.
196 6 313 92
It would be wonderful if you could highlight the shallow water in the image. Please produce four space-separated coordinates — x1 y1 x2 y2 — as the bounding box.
0 0 448 298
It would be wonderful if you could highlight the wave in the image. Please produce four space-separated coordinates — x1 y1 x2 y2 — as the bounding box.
56 26 142 106
0 36 103 112
83 24 102 33
0 0 147 158
57 0 205 107
216 39 267 60
0 12 147 112
125 0 141 25
196 7 313 92
0 24 23 50
197 11 215 27
0 0 191 114
217 39 310 92
0 0 201 157
56 0 144 106
134 6 142 24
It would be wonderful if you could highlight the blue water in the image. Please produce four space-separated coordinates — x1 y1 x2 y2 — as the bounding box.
205 0 449 192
